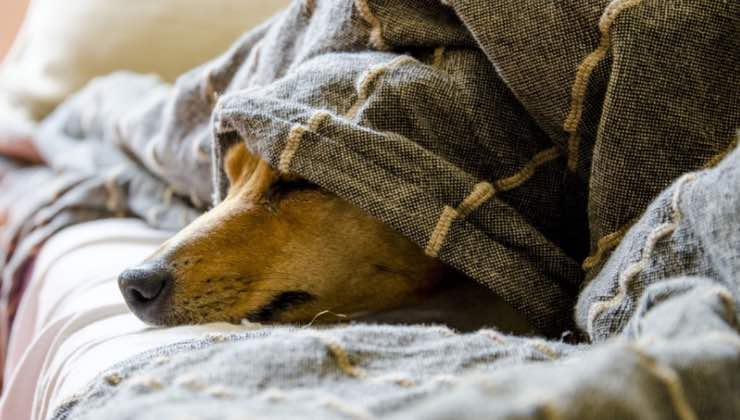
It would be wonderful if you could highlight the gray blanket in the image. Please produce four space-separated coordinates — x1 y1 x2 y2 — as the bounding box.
52 148 740 420
0 0 737 418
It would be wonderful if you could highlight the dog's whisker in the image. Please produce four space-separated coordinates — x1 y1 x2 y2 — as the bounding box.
302 310 347 328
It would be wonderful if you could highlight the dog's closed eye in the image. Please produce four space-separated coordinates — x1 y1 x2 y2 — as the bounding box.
246 290 315 322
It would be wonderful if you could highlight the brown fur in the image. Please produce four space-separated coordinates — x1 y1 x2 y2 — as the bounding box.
136 142 449 326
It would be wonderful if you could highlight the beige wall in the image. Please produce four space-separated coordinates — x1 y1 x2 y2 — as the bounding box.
0 0 30 59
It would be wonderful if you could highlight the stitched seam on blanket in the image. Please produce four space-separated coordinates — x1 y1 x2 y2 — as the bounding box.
425 147 561 257
317 335 367 378
582 133 736 271
144 141 168 174
531 340 561 360
479 328 508 344
425 206 459 257
587 173 696 335
703 134 738 169
346 56 416 119
278 111 331 173
708 287 739 328
370 372 414 387
104 166 128 217
355 0 387 50
458 181 495 217
432 47 445 67
494 147 561 191
628 345 698 420
563 0 645 172
582 221 633 270
304 0 317 14
204 68 220 108
320 395 374 420
538 401 562 420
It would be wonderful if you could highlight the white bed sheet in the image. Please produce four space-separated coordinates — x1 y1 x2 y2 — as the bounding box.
0 219 260 420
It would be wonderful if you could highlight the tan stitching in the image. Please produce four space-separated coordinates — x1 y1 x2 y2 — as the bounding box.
319 335 367 378
162 187 174 208
205 332 228 342
425 206 458 257
563 0 645 172
152 355 170 366
130 376 164 390
104 371 123 386
189 190 203 210
432 325 455 336
320 394 374 420
703 134 738 169
707 287 739 327
104 165 129 217
628 345 698 420
531 340 560 360
355 0 387 50
587 173 696 335
262 388 287 402
457 181 495 217
346 56 416 119
278 111 330 173
205 384 234 399
425 147 561 257
479 329 508 344
144 141 168 173
304 0 317 14
582 221 633 271
203 68 219 108
278 124 308 173
174 373 207 391
432 47 446 67
370 372 415 387
538 400 562 420
104 171 123 216
494 147 561 191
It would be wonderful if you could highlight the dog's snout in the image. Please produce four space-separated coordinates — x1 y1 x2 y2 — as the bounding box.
118 264 173 324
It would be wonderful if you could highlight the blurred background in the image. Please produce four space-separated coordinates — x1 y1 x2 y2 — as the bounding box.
0 0 289 154
0 0 29 59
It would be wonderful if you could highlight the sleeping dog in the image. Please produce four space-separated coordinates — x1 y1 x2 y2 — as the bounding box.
118 142 532 333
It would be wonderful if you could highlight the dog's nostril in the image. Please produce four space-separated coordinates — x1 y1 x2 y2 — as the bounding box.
128 284 162 303
118 265 172 310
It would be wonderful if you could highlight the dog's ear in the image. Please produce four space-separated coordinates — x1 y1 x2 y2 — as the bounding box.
223 142 278 201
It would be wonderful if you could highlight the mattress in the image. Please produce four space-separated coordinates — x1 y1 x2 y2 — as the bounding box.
0 219 260 420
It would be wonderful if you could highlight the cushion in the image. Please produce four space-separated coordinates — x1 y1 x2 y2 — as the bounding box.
0 219 258 420
0 0 290 125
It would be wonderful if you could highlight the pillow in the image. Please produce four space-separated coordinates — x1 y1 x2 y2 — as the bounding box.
0 0 290 125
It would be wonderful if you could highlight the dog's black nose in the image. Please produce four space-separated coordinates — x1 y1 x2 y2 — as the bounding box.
118 263 173 324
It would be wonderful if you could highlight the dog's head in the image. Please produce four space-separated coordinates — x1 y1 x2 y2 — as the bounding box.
118 142 447 326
